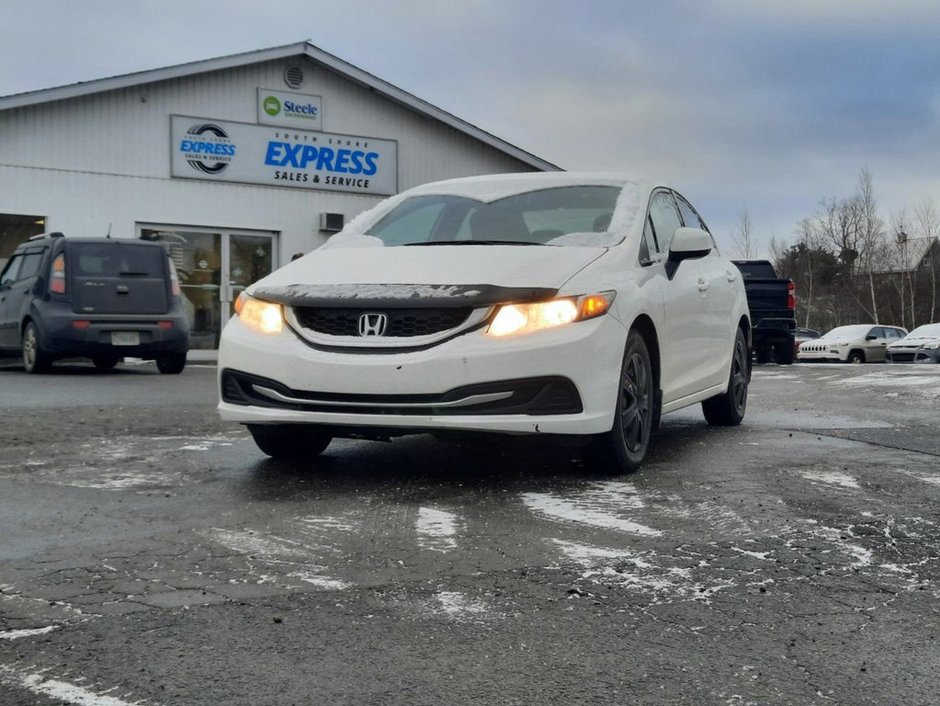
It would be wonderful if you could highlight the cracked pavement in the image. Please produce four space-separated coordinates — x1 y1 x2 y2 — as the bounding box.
0 360 939 704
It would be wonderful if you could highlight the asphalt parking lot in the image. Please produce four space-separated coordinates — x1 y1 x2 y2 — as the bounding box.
1 360 939 705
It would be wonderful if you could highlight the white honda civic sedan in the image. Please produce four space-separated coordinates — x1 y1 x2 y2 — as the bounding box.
218 173 751 472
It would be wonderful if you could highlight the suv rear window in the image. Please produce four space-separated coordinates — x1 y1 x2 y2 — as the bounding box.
72 243 164 277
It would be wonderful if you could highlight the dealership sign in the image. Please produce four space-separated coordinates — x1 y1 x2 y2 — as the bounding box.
170 116 398 196
257 88 322 129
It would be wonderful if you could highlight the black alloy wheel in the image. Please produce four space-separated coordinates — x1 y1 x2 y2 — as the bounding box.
587 330 654 473
702 327 749 426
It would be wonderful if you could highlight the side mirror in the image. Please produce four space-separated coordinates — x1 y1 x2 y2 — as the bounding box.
665 227 713 279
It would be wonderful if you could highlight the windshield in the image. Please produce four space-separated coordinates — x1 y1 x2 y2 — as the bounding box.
821 325 872 340
364 186 621 247
903 323 940 339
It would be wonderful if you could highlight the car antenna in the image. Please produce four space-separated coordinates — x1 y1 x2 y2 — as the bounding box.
106 223 112 239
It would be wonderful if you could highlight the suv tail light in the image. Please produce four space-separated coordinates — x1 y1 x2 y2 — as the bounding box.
50 253 66 294
787 281 796 312
168 257 181 297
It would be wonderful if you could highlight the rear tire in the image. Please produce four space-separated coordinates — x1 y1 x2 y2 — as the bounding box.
93 355 120 369
585 329 654 474
156 353 187 374
22 322 52 374
702 327 749 426
774 340 794 365
247 424 332 461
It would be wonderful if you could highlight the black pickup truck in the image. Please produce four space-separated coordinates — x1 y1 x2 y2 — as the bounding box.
731 259 797 364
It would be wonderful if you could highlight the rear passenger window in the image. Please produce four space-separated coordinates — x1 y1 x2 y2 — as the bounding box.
17 252 43 279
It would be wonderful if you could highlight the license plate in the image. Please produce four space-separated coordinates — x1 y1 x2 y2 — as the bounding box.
111 331 140 346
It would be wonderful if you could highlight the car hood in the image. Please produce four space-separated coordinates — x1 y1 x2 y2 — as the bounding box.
248 245 608 307
889 335 940 348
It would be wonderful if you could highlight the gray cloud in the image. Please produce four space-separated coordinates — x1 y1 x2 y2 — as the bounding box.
2 0 938 254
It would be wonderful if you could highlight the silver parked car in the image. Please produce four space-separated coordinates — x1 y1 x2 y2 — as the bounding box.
886 323 940 363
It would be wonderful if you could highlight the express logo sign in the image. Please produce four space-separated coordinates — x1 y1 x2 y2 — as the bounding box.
179 123 236 174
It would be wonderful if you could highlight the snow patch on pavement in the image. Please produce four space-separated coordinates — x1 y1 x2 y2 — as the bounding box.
433 591 490 621
0 625 58 640
0 665 152 706
800 469 860 489
415 507 459 552
521 482 661 536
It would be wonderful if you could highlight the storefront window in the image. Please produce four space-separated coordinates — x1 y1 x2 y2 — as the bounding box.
141 226 276 349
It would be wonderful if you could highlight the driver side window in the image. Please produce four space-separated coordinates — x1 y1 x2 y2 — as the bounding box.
648 191 683 257
0 254 22 286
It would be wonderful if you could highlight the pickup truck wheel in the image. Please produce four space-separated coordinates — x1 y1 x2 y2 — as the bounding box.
248 424 332 460
585 330 653 474
702 327 749 426
774 342 794 365
22 322 52 374
847 350 865 364
755 345 772 364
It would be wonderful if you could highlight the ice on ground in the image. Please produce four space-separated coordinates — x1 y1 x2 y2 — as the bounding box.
415 507 459 552
800 469 860 489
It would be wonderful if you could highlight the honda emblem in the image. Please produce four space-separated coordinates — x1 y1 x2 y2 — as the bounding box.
358 312 388 337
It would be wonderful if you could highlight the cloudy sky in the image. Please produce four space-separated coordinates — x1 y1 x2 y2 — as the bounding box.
2 0 939 255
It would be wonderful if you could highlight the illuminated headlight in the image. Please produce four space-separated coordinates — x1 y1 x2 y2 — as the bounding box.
486 292 615 338
235 292 283 335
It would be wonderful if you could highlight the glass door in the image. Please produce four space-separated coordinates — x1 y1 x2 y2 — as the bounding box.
225 234 274 319
140 226 277 348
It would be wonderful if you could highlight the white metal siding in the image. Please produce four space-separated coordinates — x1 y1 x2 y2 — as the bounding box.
0 56 537 260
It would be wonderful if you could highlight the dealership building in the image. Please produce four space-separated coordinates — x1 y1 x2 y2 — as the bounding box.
0 42 557 348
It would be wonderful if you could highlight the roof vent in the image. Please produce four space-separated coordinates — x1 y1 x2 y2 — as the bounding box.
283 65 304 89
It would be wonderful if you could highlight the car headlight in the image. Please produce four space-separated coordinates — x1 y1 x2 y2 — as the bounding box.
922 342 940 350
486 292 615 338
235 292 283 335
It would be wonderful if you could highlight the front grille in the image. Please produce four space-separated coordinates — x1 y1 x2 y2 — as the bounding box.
294 307 473 337
221 369 582 416
888 352 916 362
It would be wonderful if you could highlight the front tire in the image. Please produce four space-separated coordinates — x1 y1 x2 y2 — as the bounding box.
847 350 865 364
586 330 654 474
22 322 52 374
247 424 332 461
702 327 749 426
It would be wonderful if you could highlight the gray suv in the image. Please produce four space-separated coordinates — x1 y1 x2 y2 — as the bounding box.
0 233 190 373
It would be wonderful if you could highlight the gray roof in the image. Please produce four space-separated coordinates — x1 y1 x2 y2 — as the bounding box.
0 41 560 173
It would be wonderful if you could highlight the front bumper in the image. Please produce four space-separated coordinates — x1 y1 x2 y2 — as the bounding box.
797 346 845 362
887 347 940 363
217 312 627 436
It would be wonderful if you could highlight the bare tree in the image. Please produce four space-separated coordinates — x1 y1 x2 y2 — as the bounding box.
793 218 820 327
731 208 755 259
914 198 939 323
889 209 913 328
855 168 886 323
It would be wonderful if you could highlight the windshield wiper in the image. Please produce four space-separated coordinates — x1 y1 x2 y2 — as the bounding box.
402 240 545 247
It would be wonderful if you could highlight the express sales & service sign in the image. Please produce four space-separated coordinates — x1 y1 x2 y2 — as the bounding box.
170 115 398 196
